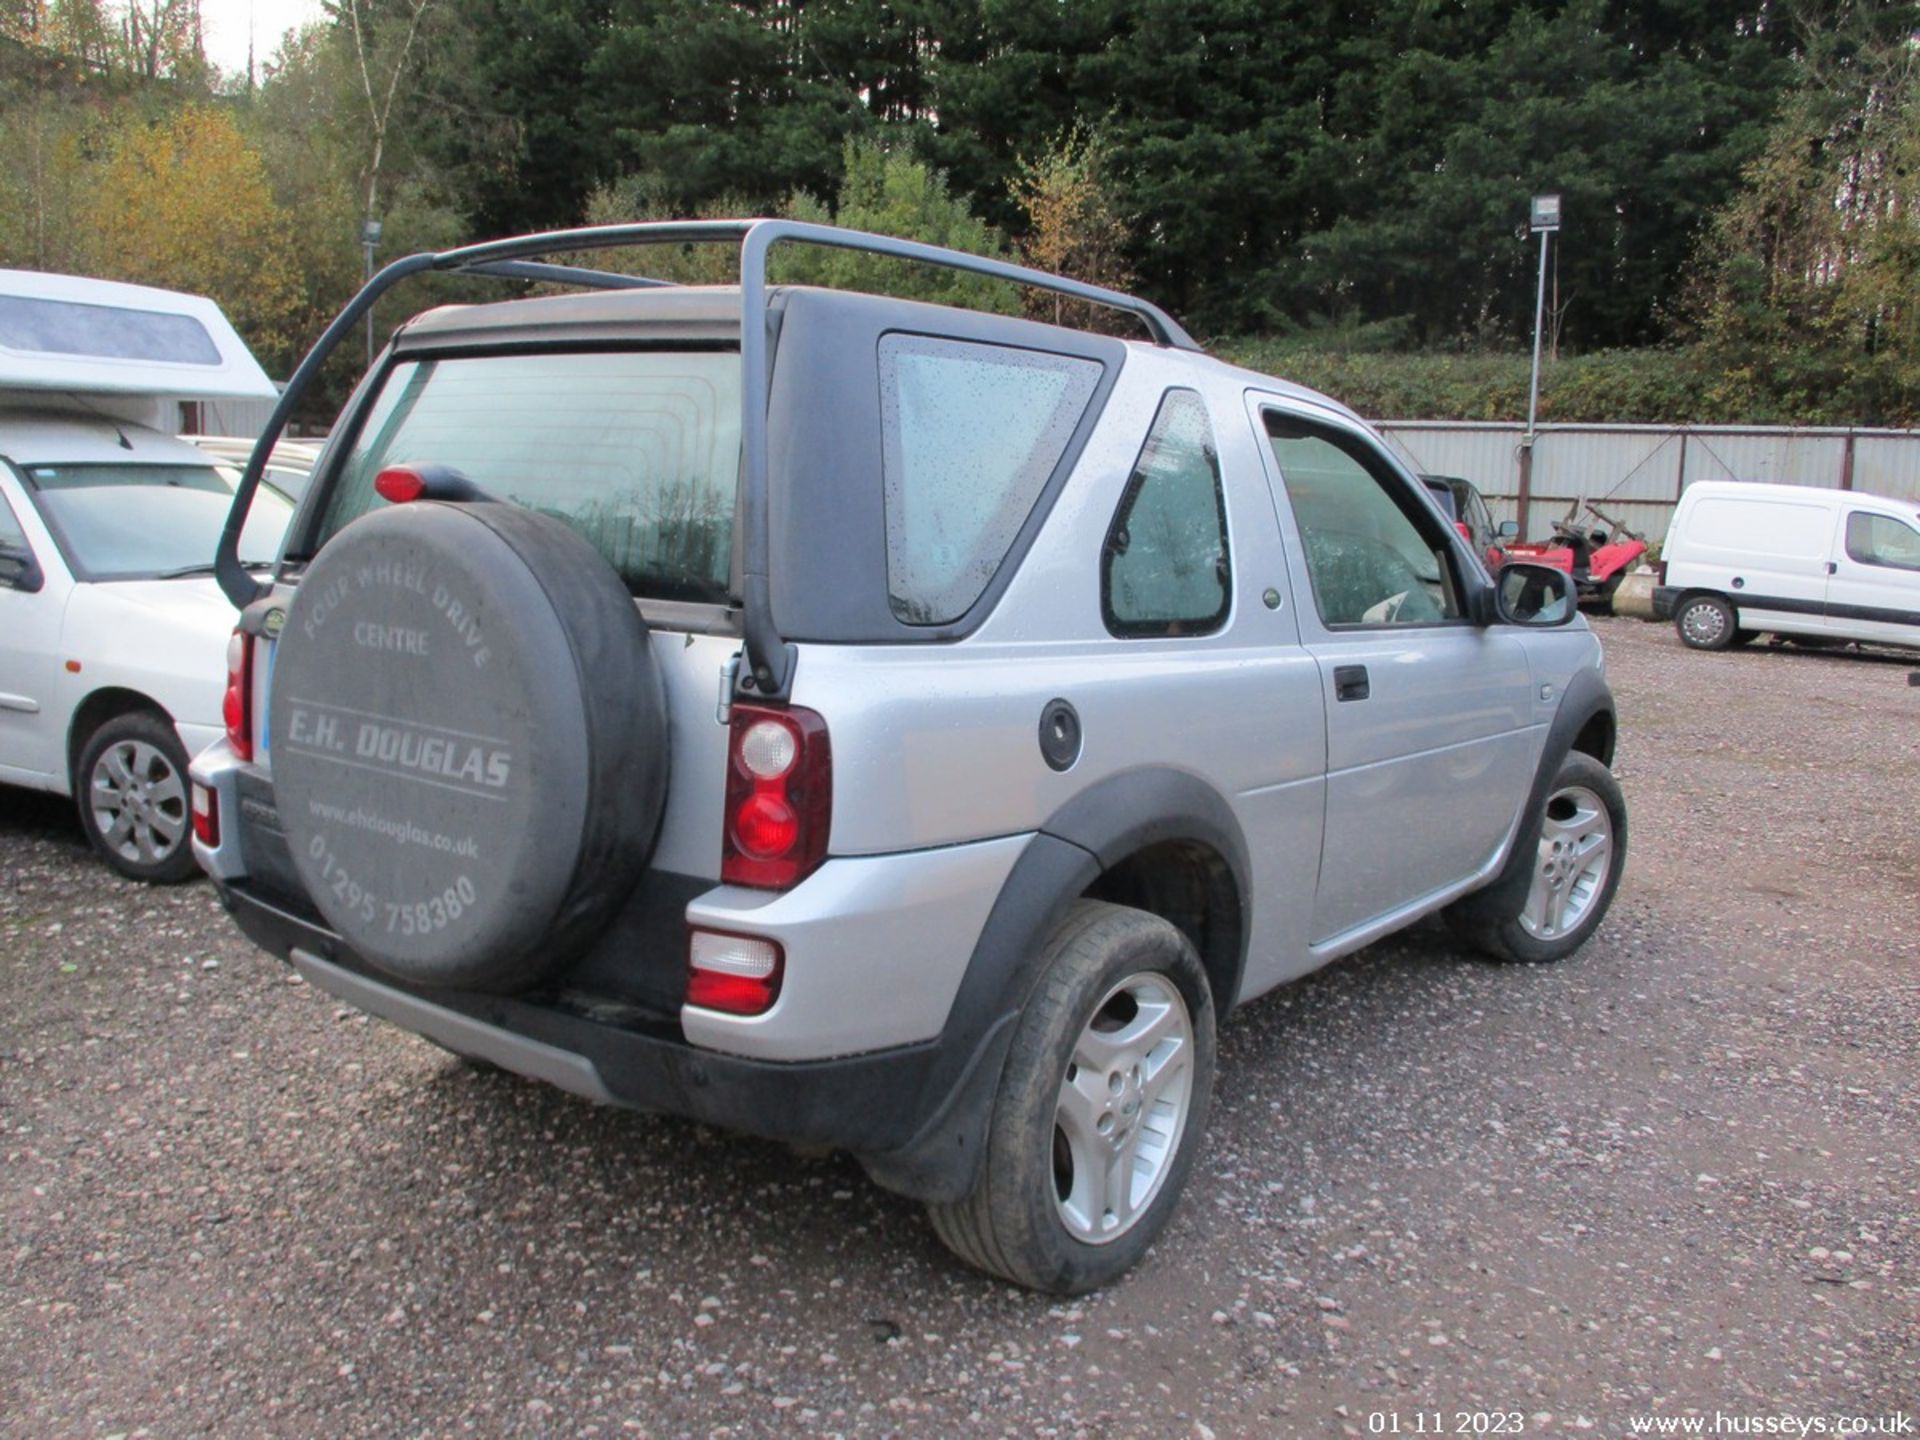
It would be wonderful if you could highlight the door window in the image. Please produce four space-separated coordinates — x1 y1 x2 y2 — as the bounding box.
1845 512 1920 572
1102 389 1230 637
1265 414 1461 627
0 490 28 551
0 489 34 589
1462 486 1495 551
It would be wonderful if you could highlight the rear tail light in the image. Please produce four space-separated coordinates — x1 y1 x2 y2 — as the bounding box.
686 929 784 1015
223 627 254 762
721 704 830 889
192 783 219 847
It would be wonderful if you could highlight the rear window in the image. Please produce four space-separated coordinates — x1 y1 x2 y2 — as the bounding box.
878 334 1101 624
318 350 741 604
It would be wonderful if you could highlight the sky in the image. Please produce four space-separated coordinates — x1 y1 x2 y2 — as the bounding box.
196 0 327 80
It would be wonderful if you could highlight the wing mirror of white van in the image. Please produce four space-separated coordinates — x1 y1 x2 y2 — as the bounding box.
1491 562 1576 627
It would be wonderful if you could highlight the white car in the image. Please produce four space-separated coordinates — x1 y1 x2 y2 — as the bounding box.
0 409 292 880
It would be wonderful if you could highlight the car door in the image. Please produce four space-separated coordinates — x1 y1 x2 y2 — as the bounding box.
0 469 74 786
1827 506 1920 645
1249 398 1538 946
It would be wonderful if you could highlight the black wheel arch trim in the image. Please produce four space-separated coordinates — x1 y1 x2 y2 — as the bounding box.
1451 667 1617 925
862 769 1251 1204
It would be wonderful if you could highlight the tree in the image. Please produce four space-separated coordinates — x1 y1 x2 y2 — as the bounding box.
1010 125 1133 329
0 90 101 274
1685 7 1920 423
330 0 433 225
75 104 304 360
779 135 1018 312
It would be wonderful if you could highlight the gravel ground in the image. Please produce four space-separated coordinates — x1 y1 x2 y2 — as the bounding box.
2 617 1915 1439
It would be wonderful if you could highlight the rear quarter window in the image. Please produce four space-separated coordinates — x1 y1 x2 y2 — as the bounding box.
317 350 742 604
878 334 1101 624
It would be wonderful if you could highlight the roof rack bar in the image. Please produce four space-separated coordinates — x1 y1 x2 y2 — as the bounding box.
433 217 1198 351
459 259 674 290
215 251 439 609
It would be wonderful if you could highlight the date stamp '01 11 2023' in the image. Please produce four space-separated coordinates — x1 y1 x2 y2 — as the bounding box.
1367 1416 1526 1436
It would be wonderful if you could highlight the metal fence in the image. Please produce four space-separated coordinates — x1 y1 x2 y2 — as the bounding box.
1375 422 1920 545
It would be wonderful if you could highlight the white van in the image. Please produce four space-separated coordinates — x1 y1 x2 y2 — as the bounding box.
1654 480 1920 652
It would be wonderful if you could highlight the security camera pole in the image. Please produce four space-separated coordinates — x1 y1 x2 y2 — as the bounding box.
1520 193 1559 540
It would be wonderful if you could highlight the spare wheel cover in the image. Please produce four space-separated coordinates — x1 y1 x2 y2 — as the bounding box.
269 501 666 992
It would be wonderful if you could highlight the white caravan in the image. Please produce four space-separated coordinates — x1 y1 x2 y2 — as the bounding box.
0 269 290 880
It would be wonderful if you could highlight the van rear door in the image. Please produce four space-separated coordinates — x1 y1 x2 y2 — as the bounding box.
1826 506 1920 646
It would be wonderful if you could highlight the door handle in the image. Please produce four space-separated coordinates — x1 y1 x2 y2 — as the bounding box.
1333 664 1370 702
1827 561 1838 575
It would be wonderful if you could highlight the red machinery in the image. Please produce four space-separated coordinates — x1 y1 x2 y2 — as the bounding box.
1496 500 1649 605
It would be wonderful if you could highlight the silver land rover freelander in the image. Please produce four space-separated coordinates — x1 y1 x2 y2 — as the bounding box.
192 221 1626 1294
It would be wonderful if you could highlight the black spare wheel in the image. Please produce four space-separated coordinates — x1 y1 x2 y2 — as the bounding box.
269 501 667 992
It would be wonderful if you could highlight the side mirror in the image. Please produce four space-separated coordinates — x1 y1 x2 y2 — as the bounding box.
1493 562 1576 627
0 545 42 594
1497 519 1521 539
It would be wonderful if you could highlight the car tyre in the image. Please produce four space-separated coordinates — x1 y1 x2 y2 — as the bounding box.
76 711 199 884
1674 593 1738 650
1448 751 1626 964
927 900 1215 1294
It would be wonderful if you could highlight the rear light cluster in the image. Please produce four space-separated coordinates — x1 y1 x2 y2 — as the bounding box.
720 704 830 890
686 930 783 1015
223 628 254 763
689 703 831 1018
191 783 218 847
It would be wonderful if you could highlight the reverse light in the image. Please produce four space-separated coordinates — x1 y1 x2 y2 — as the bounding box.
223 627 254 762
686 930 784 1015
721 704 831 889
192 783 219 847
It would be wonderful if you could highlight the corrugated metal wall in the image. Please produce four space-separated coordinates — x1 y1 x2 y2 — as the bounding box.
1375 422 1920 543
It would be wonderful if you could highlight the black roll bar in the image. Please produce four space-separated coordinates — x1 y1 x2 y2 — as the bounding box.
214 218 1201 698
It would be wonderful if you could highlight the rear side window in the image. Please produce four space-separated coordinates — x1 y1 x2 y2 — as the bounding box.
1102 389 1230 637
1846 511 1920 572
319 350 741 603
879 334 1100 624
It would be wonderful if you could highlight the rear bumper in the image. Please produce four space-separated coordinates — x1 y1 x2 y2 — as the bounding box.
215 877 947 1155
1652 586 1681 621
